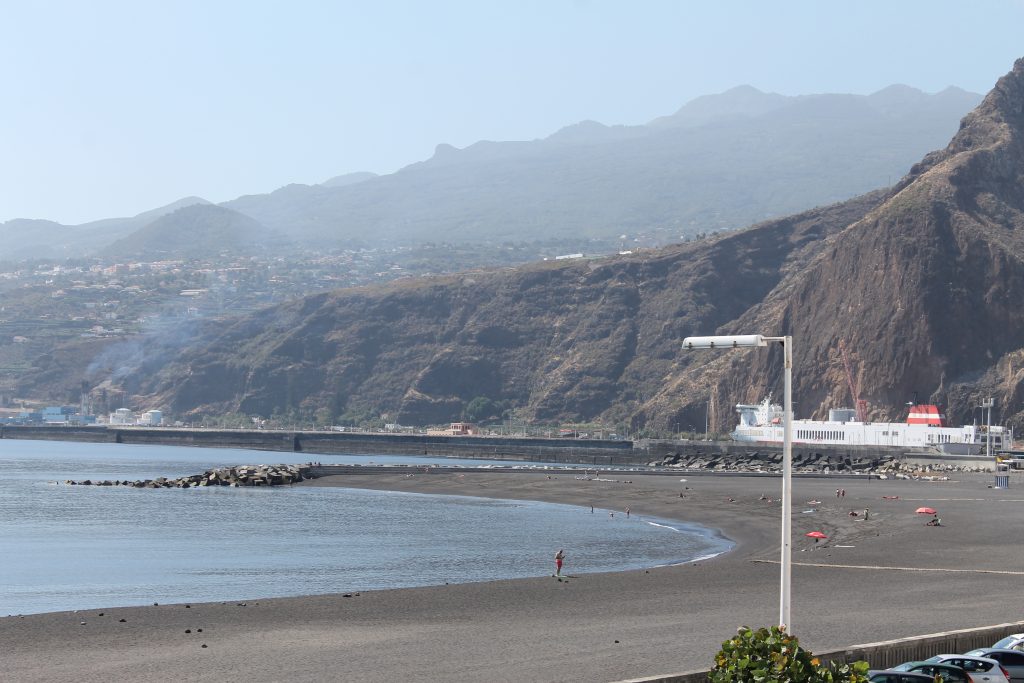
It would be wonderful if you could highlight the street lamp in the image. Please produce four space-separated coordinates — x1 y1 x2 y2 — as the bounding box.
682 334 793 630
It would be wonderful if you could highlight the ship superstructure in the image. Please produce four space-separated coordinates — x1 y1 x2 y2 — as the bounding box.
732 396 1009 453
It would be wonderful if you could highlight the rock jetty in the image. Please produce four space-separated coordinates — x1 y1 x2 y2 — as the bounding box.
650 450 993 476
63 464 311 488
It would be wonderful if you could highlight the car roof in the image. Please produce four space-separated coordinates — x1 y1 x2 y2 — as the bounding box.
934 654 999 663
906 662 968 670
968 648 1024 654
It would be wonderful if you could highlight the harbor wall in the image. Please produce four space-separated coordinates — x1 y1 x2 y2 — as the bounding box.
0 426 639 464
0 425 987 470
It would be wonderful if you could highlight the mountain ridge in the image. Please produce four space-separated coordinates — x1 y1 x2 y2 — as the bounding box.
97 59 1024 433
2 84 982 262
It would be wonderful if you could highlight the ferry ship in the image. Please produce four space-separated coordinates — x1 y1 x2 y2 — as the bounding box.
732 397 1010 454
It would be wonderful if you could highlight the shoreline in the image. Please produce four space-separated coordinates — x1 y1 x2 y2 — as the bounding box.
6 469 1024 682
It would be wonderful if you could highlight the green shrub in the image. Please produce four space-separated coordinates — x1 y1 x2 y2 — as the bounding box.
710 625 869 682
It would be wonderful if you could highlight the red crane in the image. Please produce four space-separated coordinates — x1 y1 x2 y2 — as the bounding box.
838 339 868 422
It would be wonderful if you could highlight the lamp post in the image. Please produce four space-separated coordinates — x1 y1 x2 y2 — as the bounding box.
980 397 994 458
682 334 793 629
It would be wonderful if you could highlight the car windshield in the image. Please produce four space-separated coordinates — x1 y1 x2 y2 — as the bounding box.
924 656 943 662
994 637 1021 649
891 663 915 671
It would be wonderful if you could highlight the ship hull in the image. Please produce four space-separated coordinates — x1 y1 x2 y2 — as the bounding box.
732 421 1006 453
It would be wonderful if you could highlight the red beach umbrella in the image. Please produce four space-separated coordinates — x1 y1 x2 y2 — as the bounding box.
805 531 828 539
915 507 937 515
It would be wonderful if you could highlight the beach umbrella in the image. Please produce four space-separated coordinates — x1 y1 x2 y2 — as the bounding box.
915 507 937 515
805 531 828 539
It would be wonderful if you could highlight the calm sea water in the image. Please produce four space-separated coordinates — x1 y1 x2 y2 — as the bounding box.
0 439 732 615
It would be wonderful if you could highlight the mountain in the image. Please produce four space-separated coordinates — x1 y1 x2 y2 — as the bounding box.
647 84 791 128
3 85 979 261
221 85 981 248
0 219 67 260
104 57 1024 432
100 204 287 260
320 172 379 188
0 197 210 262
658 57 1024 431
119 189 885 426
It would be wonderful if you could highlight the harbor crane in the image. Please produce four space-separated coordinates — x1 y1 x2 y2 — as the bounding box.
839 339 869 422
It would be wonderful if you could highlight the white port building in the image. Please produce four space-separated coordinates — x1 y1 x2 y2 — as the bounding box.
109 408 134 425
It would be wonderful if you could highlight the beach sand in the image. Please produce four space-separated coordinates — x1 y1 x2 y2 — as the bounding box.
4 469 1022 682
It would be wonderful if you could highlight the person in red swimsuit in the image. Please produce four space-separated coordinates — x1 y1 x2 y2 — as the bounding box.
554 549 565 576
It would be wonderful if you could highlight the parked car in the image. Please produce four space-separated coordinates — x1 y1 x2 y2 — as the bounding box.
965 649 1024 683
921 655 1012 683
993 635 1024 651
892 656 1011 683
868 671 938 683
887 661 971 683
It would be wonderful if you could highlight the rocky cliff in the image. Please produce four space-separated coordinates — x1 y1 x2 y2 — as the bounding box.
129 58 1024 432
663 57 1024 430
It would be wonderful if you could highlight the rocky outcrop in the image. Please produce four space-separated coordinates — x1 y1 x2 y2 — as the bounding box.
64 464 310 488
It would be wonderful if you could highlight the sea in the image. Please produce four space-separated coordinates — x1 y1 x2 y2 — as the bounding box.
0 438 733 616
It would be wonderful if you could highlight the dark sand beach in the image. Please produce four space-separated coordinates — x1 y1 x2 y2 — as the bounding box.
4 469 1023 682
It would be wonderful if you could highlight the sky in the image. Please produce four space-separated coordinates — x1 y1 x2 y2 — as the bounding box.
2 0 1023 225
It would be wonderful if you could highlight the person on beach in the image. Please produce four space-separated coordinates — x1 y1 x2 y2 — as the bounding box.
625 506 630 518
554 549 565 576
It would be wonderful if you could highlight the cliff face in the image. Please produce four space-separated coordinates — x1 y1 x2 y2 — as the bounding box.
664 58 1024 429
133 59 1024 431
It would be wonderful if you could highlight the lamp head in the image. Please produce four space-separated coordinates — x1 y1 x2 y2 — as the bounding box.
682 335 767 350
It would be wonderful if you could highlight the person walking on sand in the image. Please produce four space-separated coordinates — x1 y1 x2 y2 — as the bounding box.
554 549 565 576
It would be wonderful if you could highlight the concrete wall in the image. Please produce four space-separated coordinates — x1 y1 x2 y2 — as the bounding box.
0 425 117 443
0 425 637 464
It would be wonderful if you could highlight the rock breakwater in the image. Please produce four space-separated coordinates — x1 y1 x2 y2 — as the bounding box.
651 450 994 475
63 464 312 488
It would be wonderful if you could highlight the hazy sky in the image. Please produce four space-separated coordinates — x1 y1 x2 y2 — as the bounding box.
2 0 1023 225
